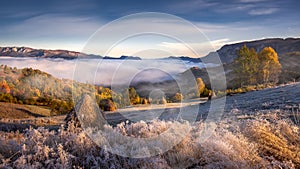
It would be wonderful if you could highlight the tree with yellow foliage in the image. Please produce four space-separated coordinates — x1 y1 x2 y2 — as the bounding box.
257 47 282 84
196 77 205 97
0 80 11 94
235 45 281 86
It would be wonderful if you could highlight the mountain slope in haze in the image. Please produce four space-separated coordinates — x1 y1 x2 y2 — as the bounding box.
207 38 300 64
182 51 300 89
167 56 202 62
103 55 142 60
0 47 142 60
0 47 103 59
159 38 300 64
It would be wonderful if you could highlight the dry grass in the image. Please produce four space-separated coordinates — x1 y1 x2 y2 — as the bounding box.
0 110 299 168
0 102 51 119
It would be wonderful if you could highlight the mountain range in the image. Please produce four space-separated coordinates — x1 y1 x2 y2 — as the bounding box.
1 38 300 63
0 47 142 60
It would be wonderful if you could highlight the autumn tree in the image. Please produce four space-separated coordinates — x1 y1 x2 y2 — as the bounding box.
257 47 282 84
234 45 259 86
127 87 139 104
0 80 11 94
235 45 281 86
196 77 205 97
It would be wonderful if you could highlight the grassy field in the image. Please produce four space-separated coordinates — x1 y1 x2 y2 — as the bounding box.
0 102 65 132
0 102 51 119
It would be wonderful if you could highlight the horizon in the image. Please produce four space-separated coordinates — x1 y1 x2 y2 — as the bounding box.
0 0 299 58
1 36 299 59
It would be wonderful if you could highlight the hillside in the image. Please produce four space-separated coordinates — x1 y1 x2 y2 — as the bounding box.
0 65 95 114
152 38 300 63
204 38 300 64
183 39 300 89
0 102 51 119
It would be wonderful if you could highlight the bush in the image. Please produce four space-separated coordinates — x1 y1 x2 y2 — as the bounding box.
172 93 184 102
0 93 16 103
201 88 211 97
99 99 116 111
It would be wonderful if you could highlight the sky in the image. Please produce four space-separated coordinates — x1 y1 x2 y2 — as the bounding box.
0 0 299 58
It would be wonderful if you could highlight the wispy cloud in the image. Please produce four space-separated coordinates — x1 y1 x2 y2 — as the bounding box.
7 14 103 37
249 8 278 15
167 0 219 14
0 14 106 51
0 0 298 57
210 38 230 49
159 41 218 57
240 0 269 3
213 4 254 13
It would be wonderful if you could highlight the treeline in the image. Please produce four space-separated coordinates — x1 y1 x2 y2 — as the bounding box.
94 78 209 111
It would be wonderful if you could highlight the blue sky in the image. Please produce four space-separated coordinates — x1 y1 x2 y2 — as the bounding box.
0 0 299 57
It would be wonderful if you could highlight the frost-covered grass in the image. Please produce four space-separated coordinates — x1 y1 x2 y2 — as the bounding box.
0 110 299 168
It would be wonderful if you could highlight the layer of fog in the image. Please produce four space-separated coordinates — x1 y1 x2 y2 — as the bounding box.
0 57 218 86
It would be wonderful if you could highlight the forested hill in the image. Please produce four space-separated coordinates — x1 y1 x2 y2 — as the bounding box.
0 65 177 114
0 65 95 114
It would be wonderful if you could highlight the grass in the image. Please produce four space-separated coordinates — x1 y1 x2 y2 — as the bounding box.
0 102 51 119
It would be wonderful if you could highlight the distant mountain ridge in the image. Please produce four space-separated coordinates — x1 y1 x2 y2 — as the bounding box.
0 47 143 60
167 56 202 63
0 47 101 59
103 55 142 60
166 38 300 64
1 38 300 62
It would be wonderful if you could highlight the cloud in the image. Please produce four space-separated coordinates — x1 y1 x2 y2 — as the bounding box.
240 0 269 3
7 14 103 37
248 8 278 15
159 41 216 57
80 13 221 57
0 14 106 51
167 0 219 14
158 38 234 56
210 38 230 49
213 3 255 13
0 57 209 86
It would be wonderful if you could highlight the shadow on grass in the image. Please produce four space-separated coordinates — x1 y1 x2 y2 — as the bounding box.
15 108 46 118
